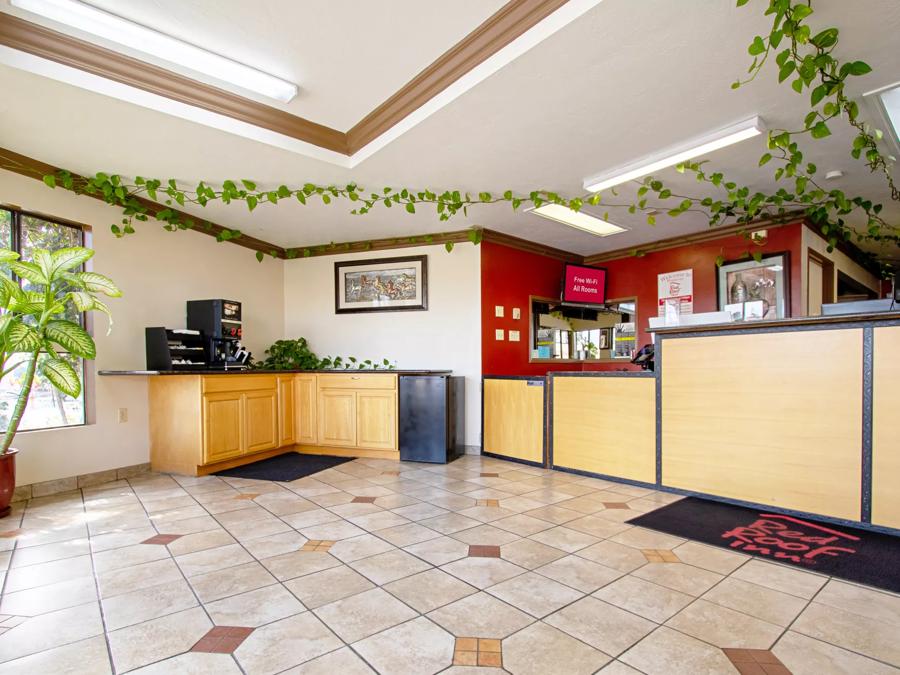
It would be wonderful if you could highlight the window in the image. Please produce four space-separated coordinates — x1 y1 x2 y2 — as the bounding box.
0 207 86 432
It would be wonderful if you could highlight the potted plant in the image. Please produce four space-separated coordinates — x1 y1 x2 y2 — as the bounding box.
0 246 120 516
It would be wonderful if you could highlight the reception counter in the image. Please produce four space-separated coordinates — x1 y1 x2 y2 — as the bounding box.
484 312 900 533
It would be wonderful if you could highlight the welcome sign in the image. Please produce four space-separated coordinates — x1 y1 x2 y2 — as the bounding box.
562 264 607 305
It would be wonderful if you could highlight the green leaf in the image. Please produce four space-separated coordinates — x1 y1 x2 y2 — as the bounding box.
44 320 96 359
40 357 81 398
42 174 57 188
405 202 415 214
5 323 42 352
241 179 257 191
810 85 826 107
256 251 264 262
810 121 831 139
846 61 872 76
7 261 48 285
0 249 19 264
67 272 122 297
48 247 94 276
748 36 766 56
736 0 749 6
444 241 454 253
759 153 772 166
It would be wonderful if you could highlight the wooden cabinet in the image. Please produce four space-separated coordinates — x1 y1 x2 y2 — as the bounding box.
315 373 398 452
200 375 278 464
294 374 317 444
318 389 357 446
357 390 397 450
202 392 243 463
244 389 279 454
277 376 296 447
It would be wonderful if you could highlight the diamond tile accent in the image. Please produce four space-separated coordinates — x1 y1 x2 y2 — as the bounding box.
603 502 631 509
723 648 793 674
141 534 183 545
192 625 255 653
351 496 378 503
481 473 500 478
233 493 259 501
476 499 500 507
301 540 335 552
453 636 503 668
469 545 501 558
642 548 680 563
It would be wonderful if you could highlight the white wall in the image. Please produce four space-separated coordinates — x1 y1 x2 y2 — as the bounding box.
1 170 285 484
283 244 482 446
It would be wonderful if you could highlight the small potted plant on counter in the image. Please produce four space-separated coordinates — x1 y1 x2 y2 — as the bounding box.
0 246 120 516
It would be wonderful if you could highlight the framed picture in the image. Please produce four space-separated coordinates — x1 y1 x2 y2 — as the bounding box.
716 252 790 320
334 255 428 314
598 328 611 350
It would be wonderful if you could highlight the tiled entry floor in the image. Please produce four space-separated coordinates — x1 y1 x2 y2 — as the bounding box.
0 456 897 674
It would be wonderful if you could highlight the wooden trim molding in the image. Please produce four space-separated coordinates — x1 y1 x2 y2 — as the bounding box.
0 1 568 158
481 228 583 263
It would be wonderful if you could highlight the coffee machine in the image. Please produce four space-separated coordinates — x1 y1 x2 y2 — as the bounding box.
187 299 250 369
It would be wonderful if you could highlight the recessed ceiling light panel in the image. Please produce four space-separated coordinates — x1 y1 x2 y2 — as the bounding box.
529 203 628 237
583 116 765 193
10 0 299 102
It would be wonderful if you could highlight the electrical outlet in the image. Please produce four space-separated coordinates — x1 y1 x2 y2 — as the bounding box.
117 408 128 423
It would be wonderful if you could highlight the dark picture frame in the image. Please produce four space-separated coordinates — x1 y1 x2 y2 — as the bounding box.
716 251 791 320
334 255 428 314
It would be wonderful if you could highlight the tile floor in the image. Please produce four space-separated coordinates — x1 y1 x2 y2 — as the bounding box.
0 454 897 674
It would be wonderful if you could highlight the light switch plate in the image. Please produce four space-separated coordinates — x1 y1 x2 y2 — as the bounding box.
509 330 520 342
495 305 505 318
512 307 521 320
495 329 505 341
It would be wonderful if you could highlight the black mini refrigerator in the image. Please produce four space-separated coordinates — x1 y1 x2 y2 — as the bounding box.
399 375 465 464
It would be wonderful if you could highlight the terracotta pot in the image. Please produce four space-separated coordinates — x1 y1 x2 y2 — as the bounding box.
0 449 17 518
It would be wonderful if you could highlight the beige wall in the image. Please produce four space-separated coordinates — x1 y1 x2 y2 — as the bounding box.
0 170 285 485
283 244 482 446
801 225 880 314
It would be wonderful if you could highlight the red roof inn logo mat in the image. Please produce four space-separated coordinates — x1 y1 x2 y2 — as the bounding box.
628 497 900 593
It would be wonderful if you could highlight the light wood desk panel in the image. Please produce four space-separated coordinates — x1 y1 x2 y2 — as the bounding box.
483 378 545 464
661 329 863 520
873 326 900 529
552 376 656 483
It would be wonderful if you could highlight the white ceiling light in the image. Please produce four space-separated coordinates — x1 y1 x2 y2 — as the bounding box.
9 0 299 102
529 203 628 237
583 116 765 193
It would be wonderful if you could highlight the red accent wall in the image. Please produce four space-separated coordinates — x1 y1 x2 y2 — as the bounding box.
481 223 804 376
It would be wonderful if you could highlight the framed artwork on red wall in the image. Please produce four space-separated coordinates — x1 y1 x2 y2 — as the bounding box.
716 252 790 319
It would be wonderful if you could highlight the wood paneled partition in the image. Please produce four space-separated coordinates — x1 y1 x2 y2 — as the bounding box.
873 326 900 529
483 377 545 464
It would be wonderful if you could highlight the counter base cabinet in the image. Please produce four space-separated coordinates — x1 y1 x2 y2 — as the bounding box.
150 373 400 476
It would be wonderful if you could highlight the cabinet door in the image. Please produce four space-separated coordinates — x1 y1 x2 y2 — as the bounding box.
318 390 357 446
295 375 317 445
244 389 279 454
202 392 243 464
357 390 397 450
277 376 296 447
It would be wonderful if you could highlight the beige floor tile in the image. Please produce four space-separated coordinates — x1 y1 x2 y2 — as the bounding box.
594 575 693 623
0 601 103 663
773 630 900 675
545 596 654 656
632 562 723 596
354 616 454 674
621 626 736 675
391 503 449 522
492 513 556 537
524 505 584 525
665 598 782 649
702 576 807 626
496 496 547 512
3 554 93 593
253 491 317 516
241 530 308 559
176 543 253 577
487 571 584 618
384 568 477 613
261 550 342 581
328 533 396 563
427 591 534 639
597 660 644 674
97 558 184 599
609 527 686 551
188 560 277 603
107 605 211 672
373 493 419 509
8 538 89 568
129 652 242 674
225 515 293 542
504 621 611 674
404 536 471 566
419 513 482 535
281 646 375 674
576 540 649 573
160 515 227 536
0 635 110 675
0 575 97 616
451 524 522 546
564 514 632 539
299 520 368 541
814 579 900 626
792 601 900 666
535 555 622 593
328 502 382 518
731 559 827 599
281 508 342 529
313 587 417 643
455 506 519 523
441 556 525 589
349 549 431 585
285 564 375 609
347 510 411 532
204 583 305 627
159 529 234 557
375 522 441 547
500 538 567 569
671 541 748 575
92 543 171 573
101 579 198 631
235 612 343 674
529 526 599 553
87 526 160 553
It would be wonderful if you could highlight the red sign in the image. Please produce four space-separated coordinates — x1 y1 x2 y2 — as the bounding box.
721 513 859 565
562 264 607 305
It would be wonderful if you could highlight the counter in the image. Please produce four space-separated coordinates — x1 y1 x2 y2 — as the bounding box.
99 369 451 376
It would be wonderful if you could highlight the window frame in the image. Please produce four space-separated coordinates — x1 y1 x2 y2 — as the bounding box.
0 205 92 434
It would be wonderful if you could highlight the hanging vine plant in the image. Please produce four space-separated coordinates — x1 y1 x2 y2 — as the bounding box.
30 0 899 273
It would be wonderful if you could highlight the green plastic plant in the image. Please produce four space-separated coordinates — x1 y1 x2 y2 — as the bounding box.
254 338 395 371
0 246 121 453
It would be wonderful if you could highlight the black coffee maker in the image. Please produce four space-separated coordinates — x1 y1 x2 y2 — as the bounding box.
187 299 250 369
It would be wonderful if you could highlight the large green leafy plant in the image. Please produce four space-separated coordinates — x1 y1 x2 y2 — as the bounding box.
0 246 121 453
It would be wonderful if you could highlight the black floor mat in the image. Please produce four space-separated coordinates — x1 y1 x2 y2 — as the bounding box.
213 452 354 481
629 496 900 594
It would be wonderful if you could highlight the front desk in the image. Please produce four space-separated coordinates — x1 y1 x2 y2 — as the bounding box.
483 312 900 533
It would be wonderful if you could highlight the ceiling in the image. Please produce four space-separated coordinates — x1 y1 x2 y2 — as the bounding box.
0 0 898 261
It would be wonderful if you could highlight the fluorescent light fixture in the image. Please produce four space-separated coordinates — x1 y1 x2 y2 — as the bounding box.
583 116 765 193
9 0 299 102
878 84 900 142
529 203 628 237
